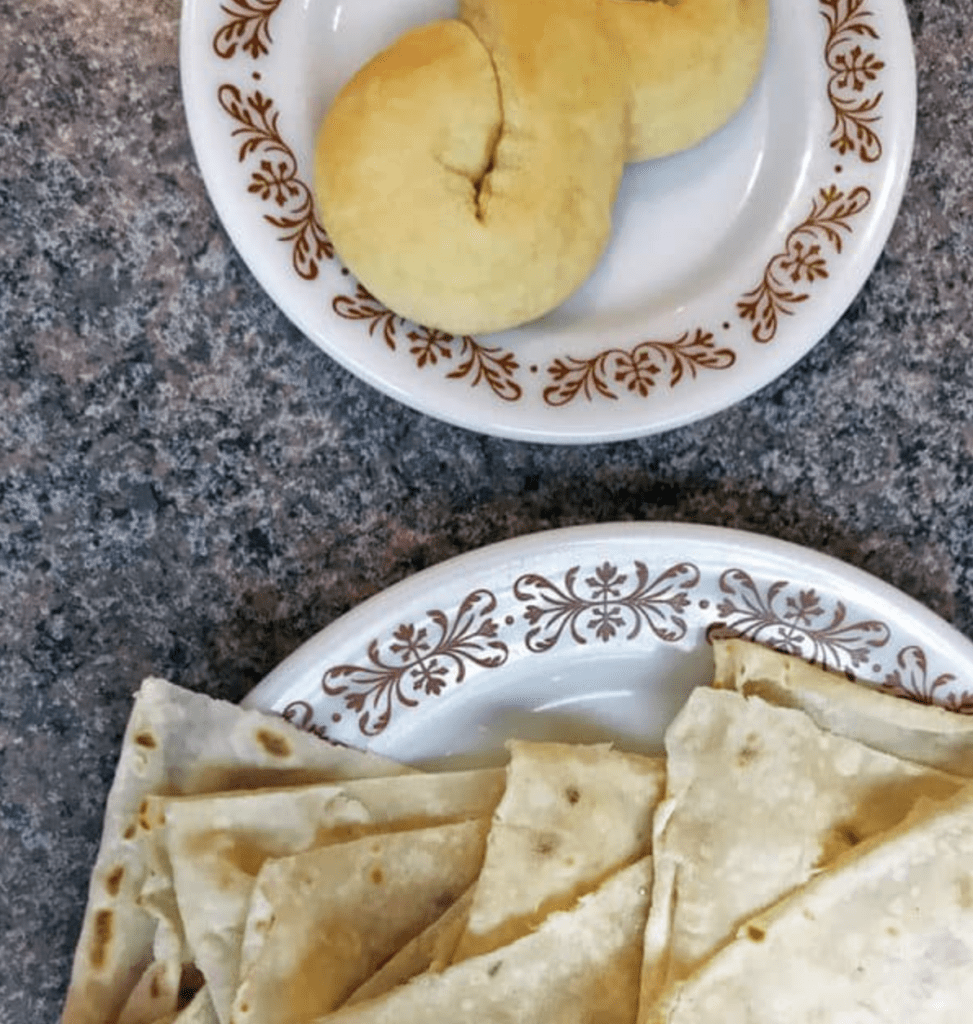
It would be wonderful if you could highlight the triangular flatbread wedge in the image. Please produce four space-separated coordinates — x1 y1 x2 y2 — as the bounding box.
231 820 490 1024
637 686 965 1019
313 857 653 1024
61 678 408 1024
344 886 474 1006
712 636 973 775
452 740 665 962
644 782 973 1023
164 770 504 1024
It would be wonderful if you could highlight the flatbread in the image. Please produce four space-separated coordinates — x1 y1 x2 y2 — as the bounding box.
62 678 408 1024
452 740 665 962
163 770 504 1024
637 687 965 1019
315 856 653 1024
644 782 973 1023
712 636 973 775
344 886 474 1006
232 821 490 1024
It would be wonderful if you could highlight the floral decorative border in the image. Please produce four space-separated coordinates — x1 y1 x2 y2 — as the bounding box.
737 185 872 343
821 0 885 163
279 559 972 741
214 0 283 60
543 331 735 407
218 85 331 279
210 0 889 406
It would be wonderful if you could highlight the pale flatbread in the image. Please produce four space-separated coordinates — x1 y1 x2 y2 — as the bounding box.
637 687 965 1019
452 740 665 962
164 769 504 1024
712 636 973 775
62 678 408 1024
315 856 653 1024
232 821 490 1024
344 886 474 1006
644 782 973 1023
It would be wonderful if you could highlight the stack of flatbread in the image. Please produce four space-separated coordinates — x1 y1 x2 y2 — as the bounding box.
61 639 973 1024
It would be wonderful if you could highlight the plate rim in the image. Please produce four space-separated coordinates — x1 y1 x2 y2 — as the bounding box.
179 0 917 445
242 521 973 752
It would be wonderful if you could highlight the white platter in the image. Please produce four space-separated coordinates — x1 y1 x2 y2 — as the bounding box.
180 0 915 443
243 523 973 768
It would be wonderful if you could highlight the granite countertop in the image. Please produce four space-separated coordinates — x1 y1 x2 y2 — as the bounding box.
3 0 973 1019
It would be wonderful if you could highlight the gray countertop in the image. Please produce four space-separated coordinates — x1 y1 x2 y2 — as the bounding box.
3 0 973 1019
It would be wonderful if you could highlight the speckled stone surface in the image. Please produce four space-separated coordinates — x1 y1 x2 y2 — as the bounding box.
2 0 973 1019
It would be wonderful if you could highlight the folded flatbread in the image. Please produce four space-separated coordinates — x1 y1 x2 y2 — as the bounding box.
344 886 475 1006
163 769 503 1024
314 856 653 1024
452 740 665 962
644 781 973 1023
712 636 973 775
62 678 408 1024
232 820 490 1024
637 686 965 1019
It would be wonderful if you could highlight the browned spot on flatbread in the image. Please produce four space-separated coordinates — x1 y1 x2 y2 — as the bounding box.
565 785 581 805
746 925 766 942
736 732 761 767
487 960 503 977
149 972 161 1000
370 865 385 885
123 824 137 840
836 824 861 847
815 822 863 868
255 728 292 758
90 909 113 969
183 829 278 881
105 866 125 897
533 833 559 857
134 731 158 749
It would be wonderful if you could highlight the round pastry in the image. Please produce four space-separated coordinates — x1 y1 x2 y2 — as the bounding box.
314 0 768 336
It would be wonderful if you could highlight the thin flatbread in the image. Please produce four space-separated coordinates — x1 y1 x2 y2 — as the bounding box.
164 769 504 1024
644 782 973 1023
712 636 973 775
637 686 965 1019
345 886 475 1006
62 678 408 1024
452 740 665 962
232 820 490 1024
314 856 653 1024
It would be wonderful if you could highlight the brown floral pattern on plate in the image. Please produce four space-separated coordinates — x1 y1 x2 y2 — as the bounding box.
319 589 509 737
285 551 967 740
332 284 523 401
218 84 332 279
821 0 885 163
211 0 889 405
880 645 973 713
543 330 735 407
515 561 701 651
214 0 283 60
711 567 891 668
737 185 873 344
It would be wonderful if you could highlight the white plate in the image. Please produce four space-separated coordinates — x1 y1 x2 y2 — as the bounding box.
181 0 915 443
243 523 973 768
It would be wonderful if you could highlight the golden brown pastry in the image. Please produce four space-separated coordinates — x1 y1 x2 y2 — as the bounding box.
315 0 769 336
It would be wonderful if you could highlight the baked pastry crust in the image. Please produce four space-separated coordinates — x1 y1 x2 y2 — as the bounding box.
315 0 768 336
